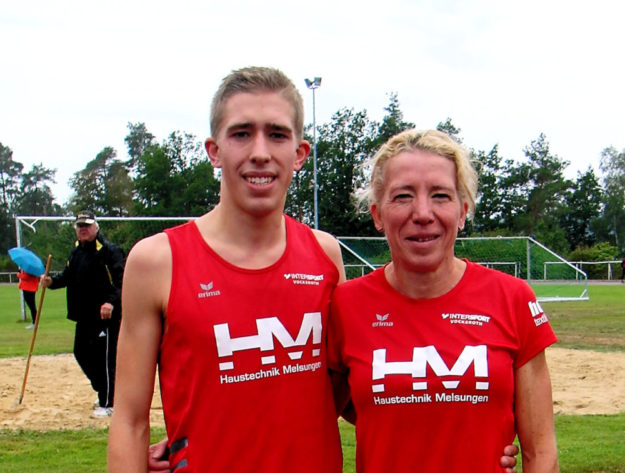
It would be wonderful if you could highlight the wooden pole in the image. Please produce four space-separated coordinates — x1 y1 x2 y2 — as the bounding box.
18 254 52 405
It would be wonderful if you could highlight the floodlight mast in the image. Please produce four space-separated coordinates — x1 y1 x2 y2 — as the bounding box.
305 77 322 229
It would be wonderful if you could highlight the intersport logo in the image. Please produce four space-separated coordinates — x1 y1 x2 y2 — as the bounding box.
441 312 491 326
283 273 324 286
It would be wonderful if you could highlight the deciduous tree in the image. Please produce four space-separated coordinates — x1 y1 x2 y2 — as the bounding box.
560 168 603 250
133 131 219 217
599 146 625 250
69 146 133 216
13 164 59 216
0 143 23 253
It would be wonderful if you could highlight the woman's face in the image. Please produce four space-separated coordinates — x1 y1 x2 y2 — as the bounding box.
371 149 468 274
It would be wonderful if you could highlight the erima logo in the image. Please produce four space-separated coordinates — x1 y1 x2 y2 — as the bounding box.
441 313 491 326
372 313 393 327
198 281 221 298
528 301 549 327
214 312 322 371
283 273 324 286
371 345 489 393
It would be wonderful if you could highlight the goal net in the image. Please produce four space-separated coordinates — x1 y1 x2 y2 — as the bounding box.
12 215 195 320
338 235 589 303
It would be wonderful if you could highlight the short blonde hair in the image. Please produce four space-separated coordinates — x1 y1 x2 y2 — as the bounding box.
357 129 478 218
210 66 304 140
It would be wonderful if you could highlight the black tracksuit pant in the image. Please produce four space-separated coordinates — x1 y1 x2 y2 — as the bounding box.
22 290 37 322
73 320 120 408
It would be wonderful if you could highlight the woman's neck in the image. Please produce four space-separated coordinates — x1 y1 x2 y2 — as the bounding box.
384 257 467 299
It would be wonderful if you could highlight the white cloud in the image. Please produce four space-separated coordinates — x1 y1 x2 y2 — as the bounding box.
1 0 624 204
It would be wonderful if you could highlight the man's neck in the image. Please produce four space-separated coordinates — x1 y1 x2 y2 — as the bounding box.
194 204 287 269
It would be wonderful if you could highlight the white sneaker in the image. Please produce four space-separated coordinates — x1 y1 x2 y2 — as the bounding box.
91 407 113 418
25 324 34 330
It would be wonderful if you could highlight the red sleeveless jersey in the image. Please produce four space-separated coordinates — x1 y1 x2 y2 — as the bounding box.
160 216 342 473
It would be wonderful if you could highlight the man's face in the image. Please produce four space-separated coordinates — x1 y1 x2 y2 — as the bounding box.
75 223 98 243
205 91 310 218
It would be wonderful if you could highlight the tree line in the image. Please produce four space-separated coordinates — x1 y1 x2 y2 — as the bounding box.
1 94 624 269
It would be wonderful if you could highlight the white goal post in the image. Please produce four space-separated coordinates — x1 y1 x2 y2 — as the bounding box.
13 215 196 321
338 235 589 303
14 215 194 247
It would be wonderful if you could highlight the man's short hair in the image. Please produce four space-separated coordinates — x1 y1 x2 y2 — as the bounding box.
210 66 304 140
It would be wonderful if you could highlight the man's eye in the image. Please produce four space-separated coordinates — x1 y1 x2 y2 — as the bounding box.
393 194 412 202
433 193 451 200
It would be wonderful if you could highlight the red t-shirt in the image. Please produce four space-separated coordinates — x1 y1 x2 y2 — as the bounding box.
328 261 557 473
160 216 342 473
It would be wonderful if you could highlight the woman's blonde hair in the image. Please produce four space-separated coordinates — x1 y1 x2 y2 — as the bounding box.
356 129 478 218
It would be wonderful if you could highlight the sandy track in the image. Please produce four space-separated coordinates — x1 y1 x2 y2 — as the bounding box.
1 347 624 430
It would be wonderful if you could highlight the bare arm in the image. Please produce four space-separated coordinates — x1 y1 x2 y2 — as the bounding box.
515 350 559 473
108 234 172 473
312 229 346 284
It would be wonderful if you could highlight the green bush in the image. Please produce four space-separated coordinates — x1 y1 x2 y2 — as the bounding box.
568 242 619 262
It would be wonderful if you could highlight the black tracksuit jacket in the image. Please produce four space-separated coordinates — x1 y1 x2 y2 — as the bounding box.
50 232 125 326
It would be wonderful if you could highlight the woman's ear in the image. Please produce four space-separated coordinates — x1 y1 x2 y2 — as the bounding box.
371 203 384 233
458 201 469 232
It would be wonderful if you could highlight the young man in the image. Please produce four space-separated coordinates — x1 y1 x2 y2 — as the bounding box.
107 67 345 473
108 67 518 473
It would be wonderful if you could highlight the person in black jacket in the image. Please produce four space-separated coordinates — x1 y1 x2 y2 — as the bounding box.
41 210 125 418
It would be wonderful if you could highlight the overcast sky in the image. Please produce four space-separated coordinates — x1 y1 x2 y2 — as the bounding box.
2 0 624 205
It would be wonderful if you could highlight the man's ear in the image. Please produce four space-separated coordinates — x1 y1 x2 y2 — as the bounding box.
205 138 221 168
293 140 311 171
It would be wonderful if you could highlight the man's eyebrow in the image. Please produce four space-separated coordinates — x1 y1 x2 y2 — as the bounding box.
267 123 293 134
225 122 252 132
224 122 293 134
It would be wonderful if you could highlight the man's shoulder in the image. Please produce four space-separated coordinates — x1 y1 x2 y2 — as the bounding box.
310 227 337 249
126 233 171 269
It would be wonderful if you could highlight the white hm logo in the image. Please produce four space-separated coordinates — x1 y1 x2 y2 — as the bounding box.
214 312 322 371
371 345 489 393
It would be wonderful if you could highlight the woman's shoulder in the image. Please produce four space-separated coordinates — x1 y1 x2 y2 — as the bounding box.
465 260 534 297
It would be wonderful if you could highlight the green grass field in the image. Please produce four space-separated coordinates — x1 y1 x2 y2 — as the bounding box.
0 286 74 357
1 283 624 472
